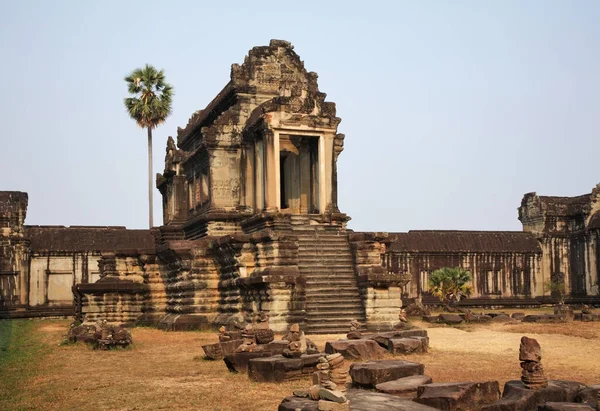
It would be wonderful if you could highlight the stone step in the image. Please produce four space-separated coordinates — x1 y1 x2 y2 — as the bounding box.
300 273 357 279
304 324 360 335
299 269 356 275
298 251 353 257
305 297 362 305
305 307 364 315
305 287 361 294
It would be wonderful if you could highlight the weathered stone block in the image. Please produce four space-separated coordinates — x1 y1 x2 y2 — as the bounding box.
325 339 387 360
576 384 600 409
247 353 323 382
369 329 428 349
415 381 500 410
538 403 595 411
438 313 464 325
481 380 586 411
375 374 433 397
491 314 513 323
350 360 424 388
511 312 525 320
202 339 243 360
387 338 424 354
345 389 440 410
278 396 319 411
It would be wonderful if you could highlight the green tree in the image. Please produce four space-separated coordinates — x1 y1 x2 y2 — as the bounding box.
124 64 173 228
544 273 567 305
428 267 474 307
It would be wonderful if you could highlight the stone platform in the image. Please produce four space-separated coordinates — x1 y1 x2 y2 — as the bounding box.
223 340 288 373
349 360 425 388
248 353 324 383
278 390 440 411
481 380 590 411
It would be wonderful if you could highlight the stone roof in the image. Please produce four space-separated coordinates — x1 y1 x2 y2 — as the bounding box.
388 230 541 253
537 194 591 216
588 211 600 230
25 226 156 252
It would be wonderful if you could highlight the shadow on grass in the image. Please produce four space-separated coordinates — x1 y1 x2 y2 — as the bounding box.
0 319 50 410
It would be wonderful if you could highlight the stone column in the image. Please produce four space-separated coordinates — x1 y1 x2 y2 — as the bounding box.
254 138 265 211
264 131 278 212
322 134 334 212
243 144 255 211
318 135 326 214
299 141 310 213
274 131 281 211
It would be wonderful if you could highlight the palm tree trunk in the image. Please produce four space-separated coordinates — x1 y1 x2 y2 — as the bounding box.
147 127 153 228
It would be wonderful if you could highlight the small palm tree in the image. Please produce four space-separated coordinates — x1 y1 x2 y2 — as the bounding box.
124 64 173 228
428 267 474 308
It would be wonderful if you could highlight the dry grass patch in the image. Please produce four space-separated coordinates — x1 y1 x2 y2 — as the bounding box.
2 319 600 410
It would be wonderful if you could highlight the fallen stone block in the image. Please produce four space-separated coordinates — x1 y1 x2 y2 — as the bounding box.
346 389 439 410
387 338 424 354
325 339 387 360
538 403 595 410
422 315 439 323
202 339 243 360
438 313 464 325
581 313 600 322
491 314 513 323
576 384 600 409
415 381 500 410
369 329 428 349
375 374 433 397
481 380 586 411
248 353 323 382
278 396 319 411
511 312 525 320
522 314 567 323
350 360 424 388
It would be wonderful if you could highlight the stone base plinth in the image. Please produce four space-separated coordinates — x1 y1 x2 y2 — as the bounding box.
248 353 324 382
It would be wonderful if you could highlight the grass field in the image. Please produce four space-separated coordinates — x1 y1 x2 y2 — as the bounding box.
1 314 599 411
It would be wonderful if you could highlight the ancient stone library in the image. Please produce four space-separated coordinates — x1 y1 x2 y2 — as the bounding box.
1 40 599 332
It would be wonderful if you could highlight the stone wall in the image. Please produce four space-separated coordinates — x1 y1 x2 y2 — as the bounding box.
0 192 29 308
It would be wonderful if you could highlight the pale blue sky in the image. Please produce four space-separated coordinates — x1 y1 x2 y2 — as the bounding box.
1 1 598 231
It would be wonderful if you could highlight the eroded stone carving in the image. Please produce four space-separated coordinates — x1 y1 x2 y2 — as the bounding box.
519 336 548 389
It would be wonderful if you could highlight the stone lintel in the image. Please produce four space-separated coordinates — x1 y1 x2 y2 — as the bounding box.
358 272 411 288
75 278 147 295
349 232 391 243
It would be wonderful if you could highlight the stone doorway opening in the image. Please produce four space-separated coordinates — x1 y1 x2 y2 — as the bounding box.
279 135 319 214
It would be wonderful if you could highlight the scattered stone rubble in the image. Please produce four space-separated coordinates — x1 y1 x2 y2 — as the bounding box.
326 328 429 360
420 307 600 325
279 336 600 411
67 320 132 350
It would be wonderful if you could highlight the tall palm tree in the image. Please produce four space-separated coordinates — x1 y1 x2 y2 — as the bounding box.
124 64 173 228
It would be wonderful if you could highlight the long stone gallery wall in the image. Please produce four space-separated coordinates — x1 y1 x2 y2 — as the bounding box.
2 40 599 330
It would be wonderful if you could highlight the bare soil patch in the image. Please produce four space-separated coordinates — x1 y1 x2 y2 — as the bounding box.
2 319 600 410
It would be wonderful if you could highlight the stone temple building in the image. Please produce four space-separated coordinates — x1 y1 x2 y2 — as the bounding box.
1 40 599 332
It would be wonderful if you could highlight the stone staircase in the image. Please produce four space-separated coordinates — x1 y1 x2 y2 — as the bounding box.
291 215 366 334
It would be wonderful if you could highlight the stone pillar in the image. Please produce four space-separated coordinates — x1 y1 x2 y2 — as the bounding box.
322 134 334 212
299 141 311 214
254 138 265 211
318 135 326 214
264 131 278 212
274 131 281 211
243 143 255 211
